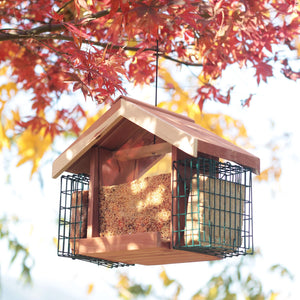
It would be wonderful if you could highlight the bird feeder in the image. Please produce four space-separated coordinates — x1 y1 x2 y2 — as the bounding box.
53 96 260 268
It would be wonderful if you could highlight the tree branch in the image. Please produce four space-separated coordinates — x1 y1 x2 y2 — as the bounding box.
0 30 203 67
44 34 203 66
32 9 110 34
0 9 110 39
160 54 203 67
0 5 203 69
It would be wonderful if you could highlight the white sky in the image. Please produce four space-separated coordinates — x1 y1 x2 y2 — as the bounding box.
1 61 300 299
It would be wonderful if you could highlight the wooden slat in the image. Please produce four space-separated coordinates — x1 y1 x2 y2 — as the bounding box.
113 142 171 161
87 147 99 238
197 140 260 174
120 95 195 123
78 232 166 252
81 248 220 266
171 147 189 248
77 232 220 265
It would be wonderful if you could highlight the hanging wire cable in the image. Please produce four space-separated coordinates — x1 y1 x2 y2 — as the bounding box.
154 39 159 145
155 39 159 107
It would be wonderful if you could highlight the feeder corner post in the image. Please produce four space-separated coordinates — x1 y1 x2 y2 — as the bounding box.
87 146 100 238
171 146 188 249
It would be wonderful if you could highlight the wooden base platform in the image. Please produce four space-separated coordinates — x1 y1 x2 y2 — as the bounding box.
76 232 220 265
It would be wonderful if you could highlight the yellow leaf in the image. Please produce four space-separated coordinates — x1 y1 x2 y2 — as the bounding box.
256 168 270 181
268 292 279 300
0 99 5 114
208 285 218 298
87 283 94 295
0 82 18 98
159 268 174 287
272 145 280 152
16 128 52 178
198 71 211 85
0 120 10 150
274 168 282 182
126 38 139 56
192 294 205 300
295 37 300 58
0 66 8 76
53 237 58 247
0 101 11 150
159 67 190 108
11 109 21 123
117 274 129 289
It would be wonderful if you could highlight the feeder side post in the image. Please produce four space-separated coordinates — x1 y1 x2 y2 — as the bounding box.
87 146 99 238
172 147 187 248
171 146 178 248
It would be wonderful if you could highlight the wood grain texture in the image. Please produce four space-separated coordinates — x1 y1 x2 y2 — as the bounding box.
113 142 171 161
77 232 220 265
87 147 99 238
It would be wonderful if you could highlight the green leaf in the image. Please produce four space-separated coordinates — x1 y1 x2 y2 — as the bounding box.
128 284 152 296
269 264 294 280
173 284 182 299
224 293 236 300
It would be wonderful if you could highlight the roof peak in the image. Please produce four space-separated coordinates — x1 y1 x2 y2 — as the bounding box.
115 95 195 124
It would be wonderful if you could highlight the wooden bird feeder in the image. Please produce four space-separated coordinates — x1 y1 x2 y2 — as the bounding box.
53 96 260 268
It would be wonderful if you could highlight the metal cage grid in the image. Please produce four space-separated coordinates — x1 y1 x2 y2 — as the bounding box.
58 173 132 268
172 157 253 258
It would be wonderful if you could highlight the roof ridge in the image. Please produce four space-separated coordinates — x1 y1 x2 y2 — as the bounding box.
116 95 195 123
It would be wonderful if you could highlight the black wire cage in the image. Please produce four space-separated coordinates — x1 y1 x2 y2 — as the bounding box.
57 173 131 268
172 156 253 258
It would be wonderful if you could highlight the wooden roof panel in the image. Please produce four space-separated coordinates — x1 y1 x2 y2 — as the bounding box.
126 98 259 173
52 96 260 178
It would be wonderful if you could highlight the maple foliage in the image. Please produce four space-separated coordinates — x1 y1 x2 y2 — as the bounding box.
1 0 300 174
159 67 251 147
158 67 286 183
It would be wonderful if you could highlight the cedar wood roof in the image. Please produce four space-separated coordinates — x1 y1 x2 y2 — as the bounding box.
52 96 260 178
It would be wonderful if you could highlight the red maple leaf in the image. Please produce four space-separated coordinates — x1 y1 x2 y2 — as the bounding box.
282 67 300 81
253 61 273 84
241 94 253 107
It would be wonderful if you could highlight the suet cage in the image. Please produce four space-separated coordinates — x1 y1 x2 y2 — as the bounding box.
57 173 132 268
172 157 253 257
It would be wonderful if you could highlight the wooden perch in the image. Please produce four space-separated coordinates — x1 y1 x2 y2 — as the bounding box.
113 142 171 161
